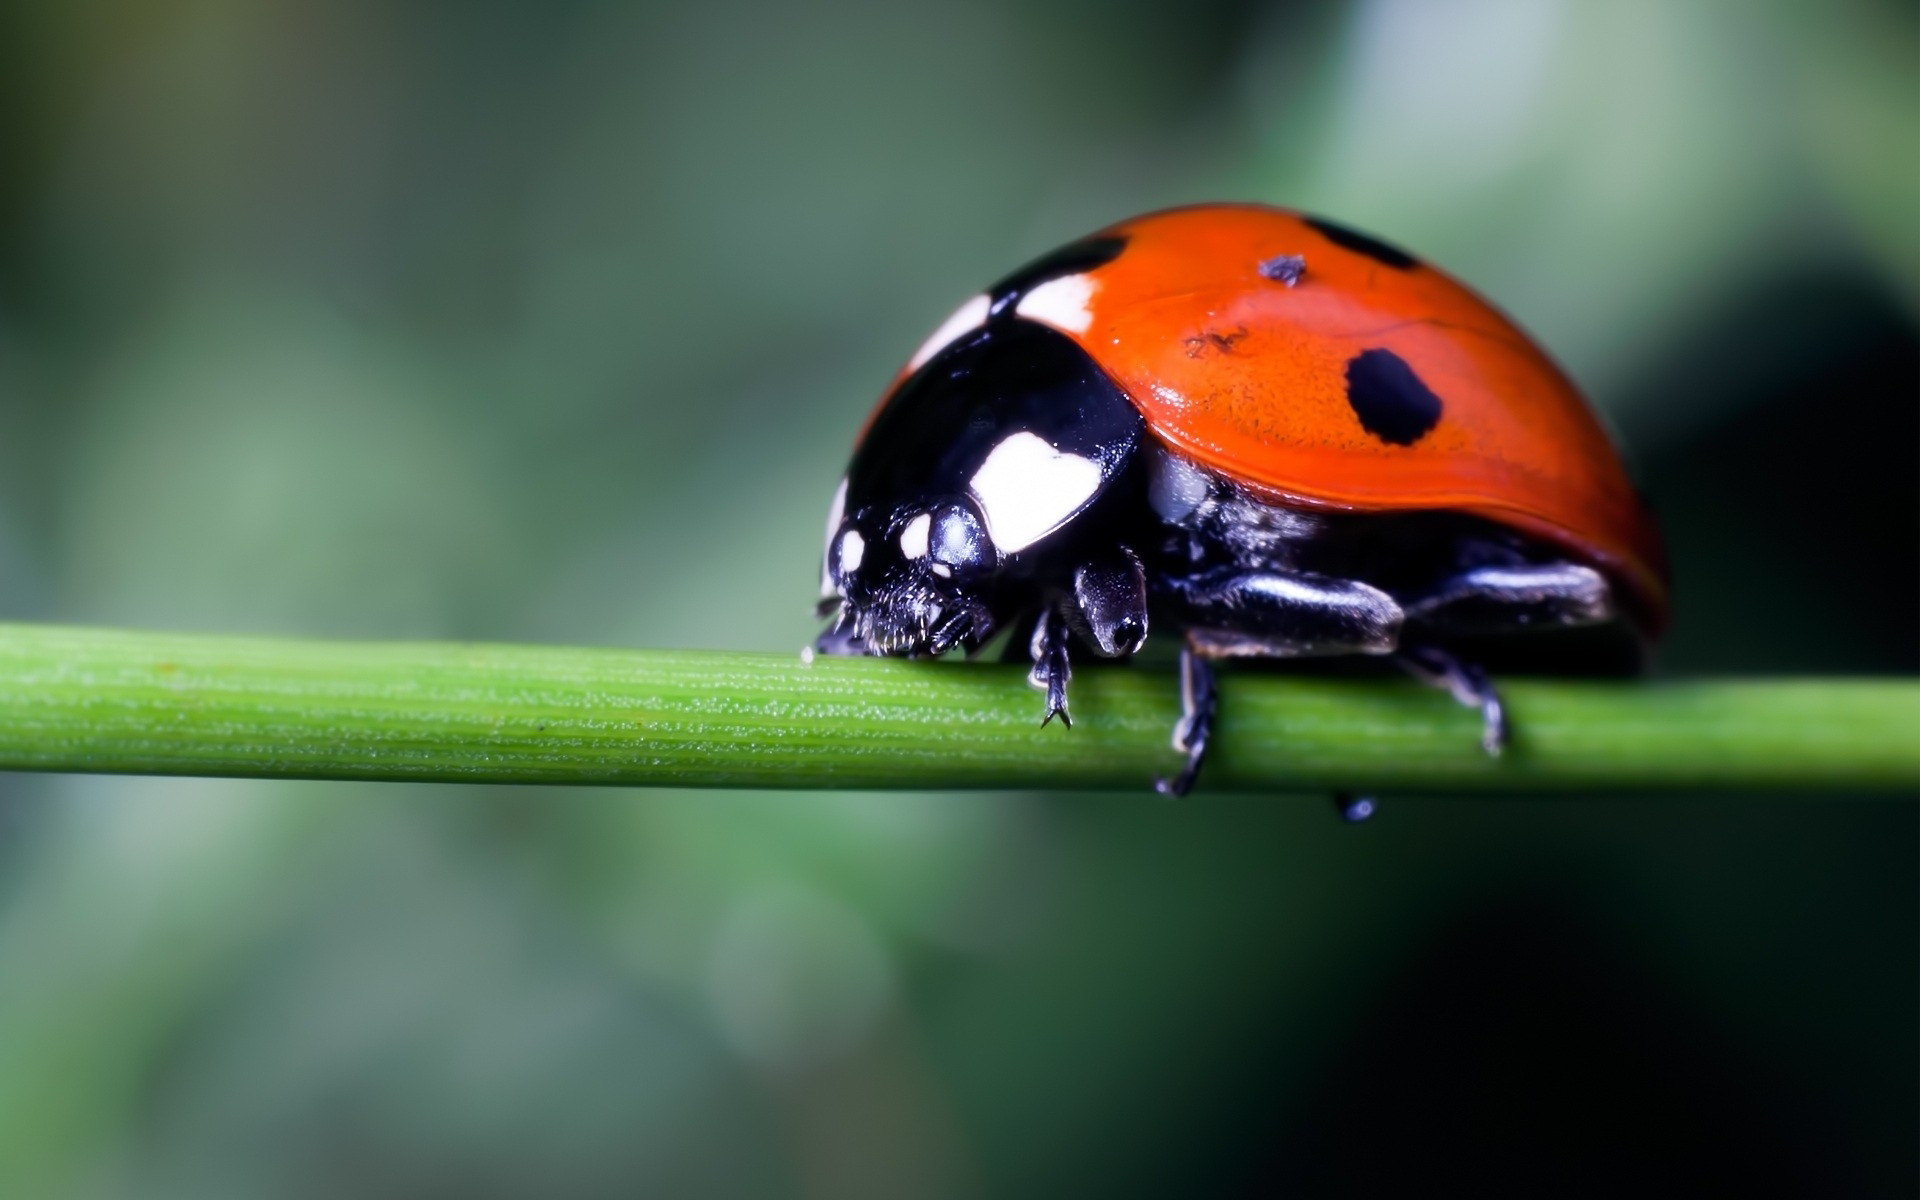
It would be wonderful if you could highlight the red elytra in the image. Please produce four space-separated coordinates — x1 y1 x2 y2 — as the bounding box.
962 203 1668 634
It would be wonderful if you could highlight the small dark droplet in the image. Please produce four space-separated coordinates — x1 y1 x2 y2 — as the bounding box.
1334 793 1377 823
1304 215 1418 269
1346 348 1443 445
1260 253 1305 286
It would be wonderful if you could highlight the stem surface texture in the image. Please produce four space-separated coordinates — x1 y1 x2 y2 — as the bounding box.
0 623 1911 792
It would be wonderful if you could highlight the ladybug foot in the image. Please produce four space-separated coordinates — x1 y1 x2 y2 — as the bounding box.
1478 691 1510 756
1397 645 1508 757
1156 642 1218 796
1027 607 1073 729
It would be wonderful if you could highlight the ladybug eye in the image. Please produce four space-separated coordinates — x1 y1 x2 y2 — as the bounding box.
928 502 991 578
896 505 989 578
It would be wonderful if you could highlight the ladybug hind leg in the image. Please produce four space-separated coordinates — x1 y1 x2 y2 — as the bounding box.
1395 644 1508 756
1397 561 1618 755
1403 562 1613 638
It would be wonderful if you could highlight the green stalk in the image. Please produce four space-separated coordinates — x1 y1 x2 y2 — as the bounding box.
0 622 1911 792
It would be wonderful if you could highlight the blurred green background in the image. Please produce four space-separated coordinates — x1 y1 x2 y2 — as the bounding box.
0 1 1915 1195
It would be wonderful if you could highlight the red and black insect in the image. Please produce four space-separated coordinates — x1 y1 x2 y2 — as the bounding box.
815 203 1666 795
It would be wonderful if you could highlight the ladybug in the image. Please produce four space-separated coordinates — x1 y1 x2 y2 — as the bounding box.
815 203 1667 794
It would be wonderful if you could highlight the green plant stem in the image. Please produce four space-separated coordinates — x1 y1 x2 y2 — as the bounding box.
0 622 1911 793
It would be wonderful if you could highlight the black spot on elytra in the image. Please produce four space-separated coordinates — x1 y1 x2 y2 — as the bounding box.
988 235 1128 318
1346 348 1442 445
1305 216 1418 270
1259 253 1306 286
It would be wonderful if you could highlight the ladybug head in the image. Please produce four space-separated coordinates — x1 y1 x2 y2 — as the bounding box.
814 290 1146 658
818 483 998 656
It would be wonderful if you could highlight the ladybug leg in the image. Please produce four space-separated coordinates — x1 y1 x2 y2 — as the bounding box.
1151 568 1402 795
1155 638 1218 797
1395 562 1616 756
1027 606 1074 728
1159 567 1404 655
1025 548 1150 729
1396 644 1507 756
812 604 866 657
1061 547 1150 659
1403 563 1612 637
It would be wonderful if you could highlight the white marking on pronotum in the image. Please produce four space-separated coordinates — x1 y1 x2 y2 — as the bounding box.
898 512 931 559
1014 274 1097 334
905 293 991 372
967 432 1103 554
820 476 849 596
837 528 865 574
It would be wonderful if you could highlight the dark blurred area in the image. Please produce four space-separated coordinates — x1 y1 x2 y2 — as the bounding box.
0 1 1914 1196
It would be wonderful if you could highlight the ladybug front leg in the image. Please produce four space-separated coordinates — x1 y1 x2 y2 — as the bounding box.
1027 606 1074 728
1061 547 1149 659
1026 548 1152 729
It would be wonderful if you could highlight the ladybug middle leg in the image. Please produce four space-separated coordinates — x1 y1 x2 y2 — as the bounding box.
1152 566 1404 795
1155 638 1218 797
